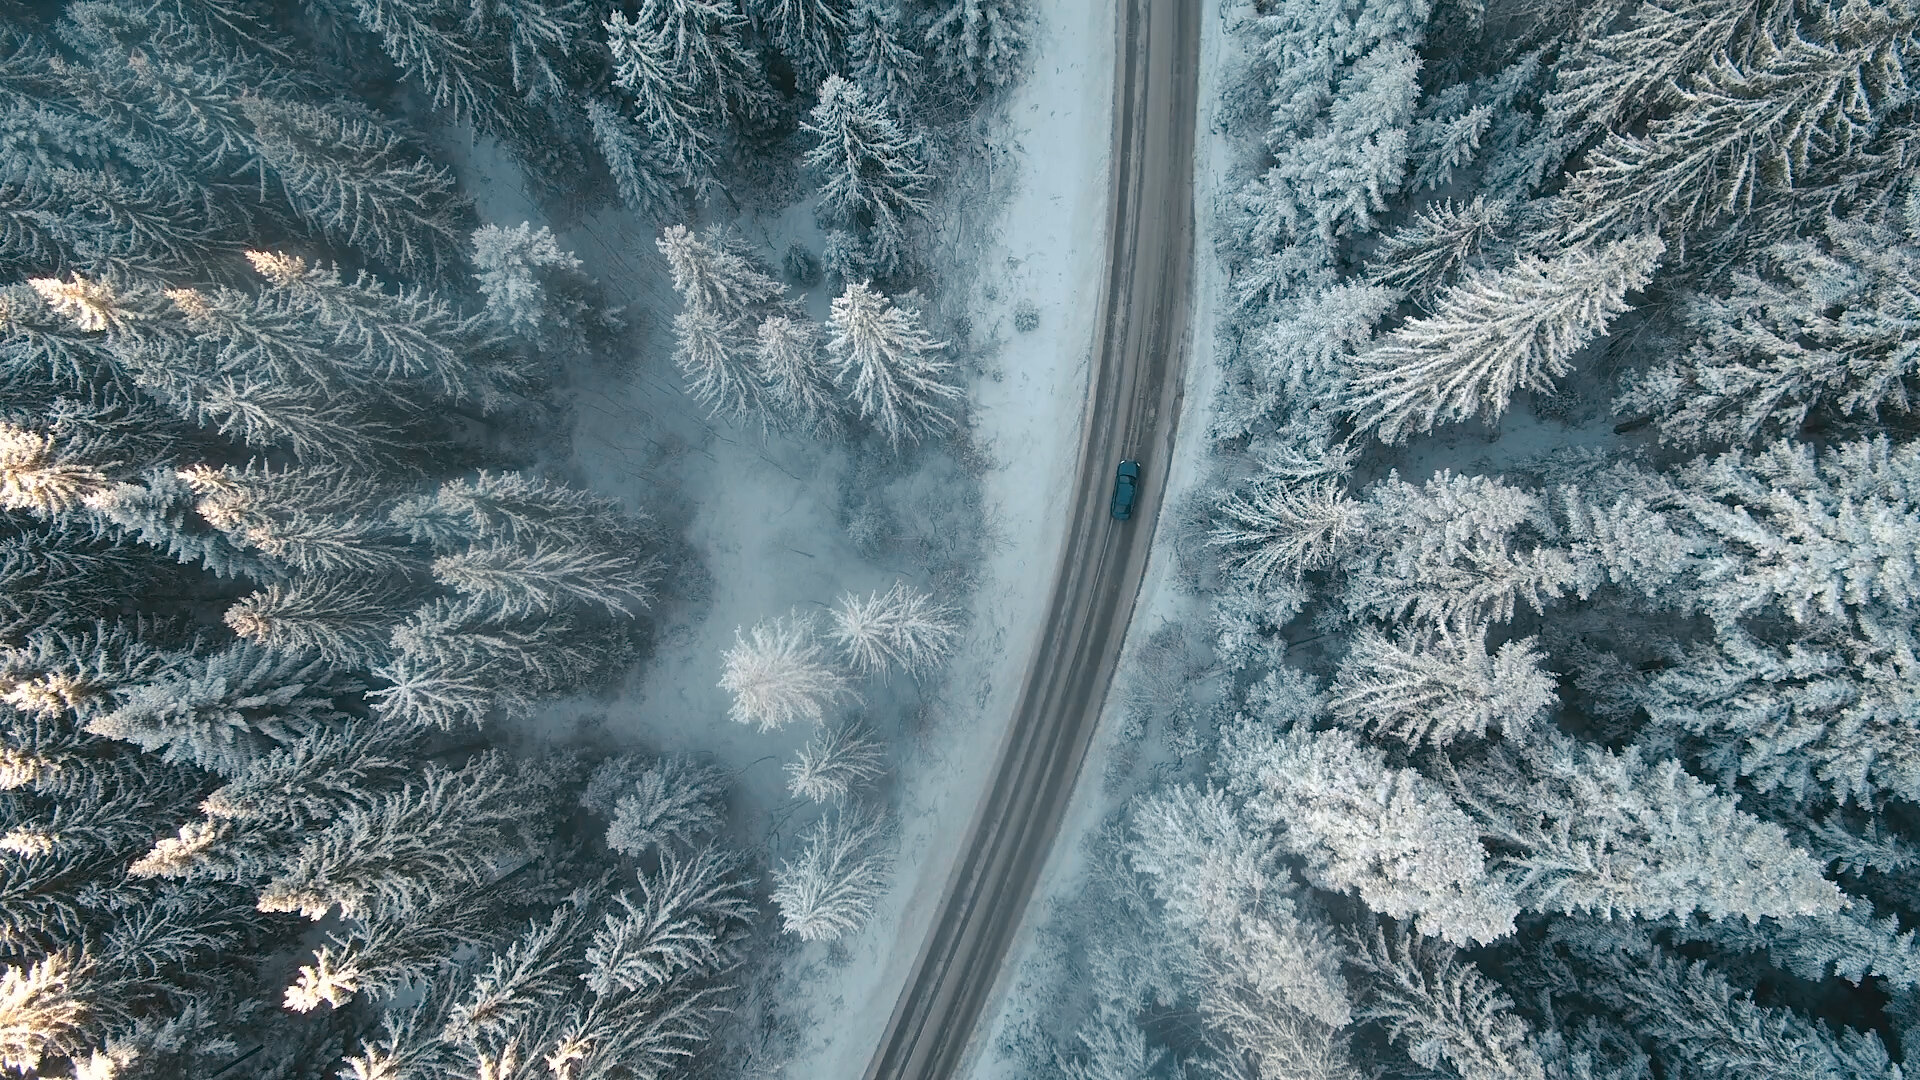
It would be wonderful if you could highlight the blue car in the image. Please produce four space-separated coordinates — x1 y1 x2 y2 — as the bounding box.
1110 460 1141 520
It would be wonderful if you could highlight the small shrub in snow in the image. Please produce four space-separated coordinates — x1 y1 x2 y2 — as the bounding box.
719 612 854 730
1013 300 1039 333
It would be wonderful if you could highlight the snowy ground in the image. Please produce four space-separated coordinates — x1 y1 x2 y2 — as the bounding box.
971 1 1237 1073
448 4 1117 1076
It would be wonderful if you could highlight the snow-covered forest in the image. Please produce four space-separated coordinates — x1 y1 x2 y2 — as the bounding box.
1018 1 1920 1080
0 0 1034 1075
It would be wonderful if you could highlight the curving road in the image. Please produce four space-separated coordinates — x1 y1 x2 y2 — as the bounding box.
860 2 1200 1078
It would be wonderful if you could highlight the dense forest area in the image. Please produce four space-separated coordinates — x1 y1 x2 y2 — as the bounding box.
0 0 1027 1076
1037 1 1920 1080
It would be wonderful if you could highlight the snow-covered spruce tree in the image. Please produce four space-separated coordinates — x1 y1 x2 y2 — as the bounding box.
470 221 583 332
657 224 789 317
719 611 854 731
1215 281 1397 442
1339 470 1582 631
254 753 549 921
1329 626 1557 750
1562 8 1920 245
596 755 726 856
749 0 849 86
786 720 886 803
771 807 890 941
1619 201 1920 447
223 577 405 667
1345 920 1548 1080
827 580 959 680
804 75 932 278
828 281 963 447
1239 724 1522 947
848 0 923 109
1346 233 1664 442
431 541 660 619
586 95 683 219
605 0 771 187
756 315 843 435
922 0 1029 92
1209 479 1365 585
1128 785 1354 1030
1365 196 1512 301
1546 925 1901 1080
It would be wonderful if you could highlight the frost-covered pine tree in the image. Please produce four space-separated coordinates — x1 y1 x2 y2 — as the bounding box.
719 612 854 730
803 76 932 277
756 315 842 435
1366 196 1511 300
748 0 849 85
828 282 962 447
469 222 582 332
771 807 890 941
827 580 959 679
586 95 682 218
1346 234 1664 442
848 0 922 109
605 0 771 183
923 0 1028 91
1209 479 1364 584
596 756 726 856
223 578 403 667
786 721 886 802
1330 626 1557 749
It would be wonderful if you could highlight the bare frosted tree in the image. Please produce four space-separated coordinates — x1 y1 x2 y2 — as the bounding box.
827 281 962 447
771 807 890 941
1347 234 1664 442
1330 626 1558 749
786 721 886 803
827 580 959 680
718 612 854 731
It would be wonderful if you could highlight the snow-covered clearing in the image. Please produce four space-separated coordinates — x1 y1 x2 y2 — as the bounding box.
446 3 1116 1075
973 0 1236 1073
